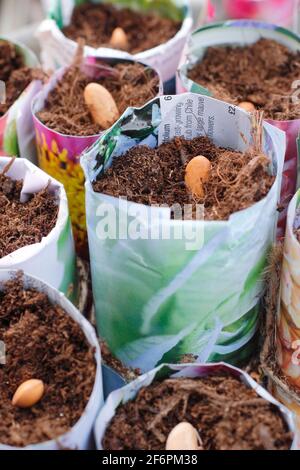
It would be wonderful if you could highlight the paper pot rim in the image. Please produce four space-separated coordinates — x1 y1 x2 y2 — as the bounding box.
0 269 103 450
31 57 163 140
94 361 297 450
0 36 40 121
81 92 285 225
46 0 193 58
0 157 70 266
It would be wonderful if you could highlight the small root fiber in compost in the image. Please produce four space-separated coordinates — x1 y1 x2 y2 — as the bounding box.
102 373 292 450
0 166 58 258
62 3 181 54
188 39 300 121
93 135 275 221
0 274 96 447
38 61 159 136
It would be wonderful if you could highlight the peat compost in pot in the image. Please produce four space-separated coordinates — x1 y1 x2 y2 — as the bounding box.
0 40 41 118
178 23 300 236
33 53 160 258
0 273 98 449
276 189 300 390
93 135 275 220
102 372 292 450
62 2 181 55
187 38 300 122
0 157 77 300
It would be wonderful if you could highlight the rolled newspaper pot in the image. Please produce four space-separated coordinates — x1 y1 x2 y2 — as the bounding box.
32 55 162 258
0 37 42 160
222 0 297 28
0 270 103 450
0 157 76 300
81 93 285 373
94 362 296 450
36 0 193 91
277 186 300 389
177 20 300 237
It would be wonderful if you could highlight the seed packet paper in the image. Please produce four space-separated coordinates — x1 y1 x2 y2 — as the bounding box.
81 93 285 373
177 20 300 237
0 158 77 300
0 270 103 450
94 362 296 450
0 38 42 161
36 0 193 85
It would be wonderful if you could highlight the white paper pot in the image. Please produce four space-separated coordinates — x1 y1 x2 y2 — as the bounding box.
36 0 193 87
0 270 103 450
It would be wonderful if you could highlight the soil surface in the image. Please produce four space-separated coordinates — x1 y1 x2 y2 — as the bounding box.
63 3 181 54
93 135 275 221
38 61 159 136
103 373 292 450
0 274 96 447
188 39 300 121
0 40 40 117
0 163 58 258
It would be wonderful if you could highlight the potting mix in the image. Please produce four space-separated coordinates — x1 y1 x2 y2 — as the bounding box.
187 38 300 121
277 190 300 389
82 93 285 373
1 0 300 454
103 374 291 450
33 51 160 257
0 273 96 448
0 162 58 258
37 0 193 87
0 39 42 158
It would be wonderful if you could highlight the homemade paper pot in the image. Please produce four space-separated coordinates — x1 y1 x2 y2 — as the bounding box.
177 20 300 237
94 362 297 450
0 37 42 159
32 56 162 258
37 0 193 90
81 93 286 373
0 270 103 450
0 157 77 301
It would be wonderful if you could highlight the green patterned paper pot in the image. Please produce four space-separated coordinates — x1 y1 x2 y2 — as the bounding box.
0 38 42 160
0 157 77 301
177 20 300 237
37 0 193 90
0 270 103 450
81 93 286 373
94 362 297 450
